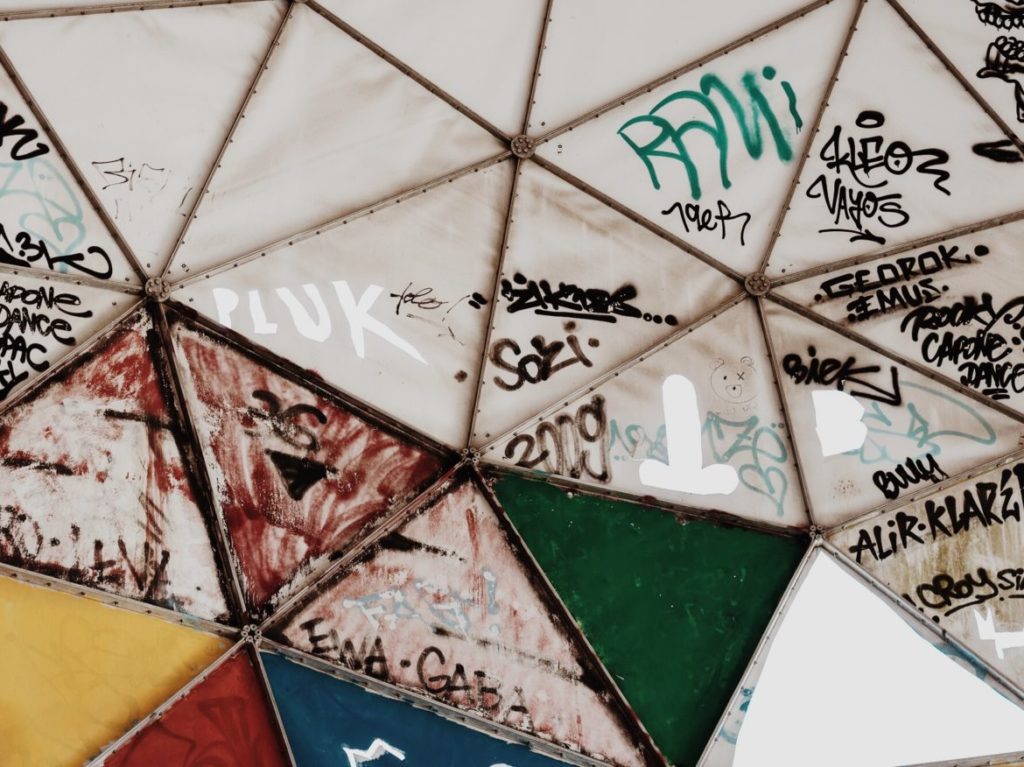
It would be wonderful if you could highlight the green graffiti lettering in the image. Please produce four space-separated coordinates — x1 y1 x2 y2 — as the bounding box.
618 67 802 200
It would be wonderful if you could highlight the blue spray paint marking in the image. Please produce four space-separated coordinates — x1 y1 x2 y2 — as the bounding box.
0 158 88 265
845 382 997 466
262 652 565 767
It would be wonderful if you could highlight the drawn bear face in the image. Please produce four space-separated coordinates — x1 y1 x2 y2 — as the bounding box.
710 356 756 404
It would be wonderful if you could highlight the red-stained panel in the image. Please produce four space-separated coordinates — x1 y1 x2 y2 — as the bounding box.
274 478 657 767
101 651 290 767
171 319 447 611
0 310 230 620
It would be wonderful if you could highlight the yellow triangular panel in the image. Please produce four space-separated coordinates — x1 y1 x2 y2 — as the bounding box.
0 576 230 767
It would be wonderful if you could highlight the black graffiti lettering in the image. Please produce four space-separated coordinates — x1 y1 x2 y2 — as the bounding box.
662 199 751 246
809 112 950 243
0 101 48 160
973 139 1023 163
915 568 1001 616
499 272 675 326
0 224 113 280
852 465 1024 562
781 345 901 405
417 645 450 693
503 394 610 483
820 114 951 193
490 333 596 391
389 283 446 315
872 453 949 500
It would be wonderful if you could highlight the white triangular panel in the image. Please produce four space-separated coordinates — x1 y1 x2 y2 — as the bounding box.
471 161 738 447
0 270 131 404
167 3 503 279
901 0 1024 143
535 0 857 273
0 65 136 284
529 0 818 133
767 0 1024 277
484 299 809 529
710 552 1024 767
0 1 287 276
831 458 1024 702
179 161 511 448
777 218 1024 414
318 0 546 136
763 300 1024 528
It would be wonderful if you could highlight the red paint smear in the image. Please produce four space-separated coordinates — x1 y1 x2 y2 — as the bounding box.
174 325 443 608
0 311 193 502
103 652 290 767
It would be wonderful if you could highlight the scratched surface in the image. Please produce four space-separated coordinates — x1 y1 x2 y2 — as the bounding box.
472 161 738 446
263 650 568 767
778 219 1024 416
0 310 230 620
485 299 809 528
0 269 130 403
494 474 805 766
181 162 510 448
101 651 291 767
764 300 1024 528
0 575 229 767
766 0 1024 277
167 2 502 278
171 319 446 612
830 459 1024 695
0 59 136 284
0 1 285 275
274 479 650 767
535 0 857 273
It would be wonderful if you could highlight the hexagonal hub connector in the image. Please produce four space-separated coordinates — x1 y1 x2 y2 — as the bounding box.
744 272 771 297
241 624 262 645
144 277 172 302
510 134 535 159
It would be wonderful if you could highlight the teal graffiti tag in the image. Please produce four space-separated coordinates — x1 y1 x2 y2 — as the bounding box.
846 382 997 466
609 414 790 516
618 67 802 200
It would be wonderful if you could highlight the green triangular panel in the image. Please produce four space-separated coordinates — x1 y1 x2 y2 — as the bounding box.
493 474 805 767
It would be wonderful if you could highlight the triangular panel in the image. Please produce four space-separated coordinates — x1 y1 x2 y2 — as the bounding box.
0 269 131 402
701 551 1024 766
0 61 137 283
528 0 818 134
100 651 291 767
831 457 1024 698
179 161 512 448
170 313 448 613
0 309 231 621
494 473 805 767
0 1 287 275
767 0 1024 277
167 3 503 278
763 300 1024 528
484 299 809 529
271 476 662 767
318 0 546 135
900 0 1024 143
262 650 569 767
776 219 1024 413
471 161 739 446
0 575 229 767
535 0 858 273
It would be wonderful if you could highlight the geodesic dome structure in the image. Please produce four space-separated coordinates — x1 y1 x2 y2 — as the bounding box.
3 0 1024 765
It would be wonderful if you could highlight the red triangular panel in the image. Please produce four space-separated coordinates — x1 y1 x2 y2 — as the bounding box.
100 651 290 767
170 315 448 612
0 309 230 621
273 477 661 767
